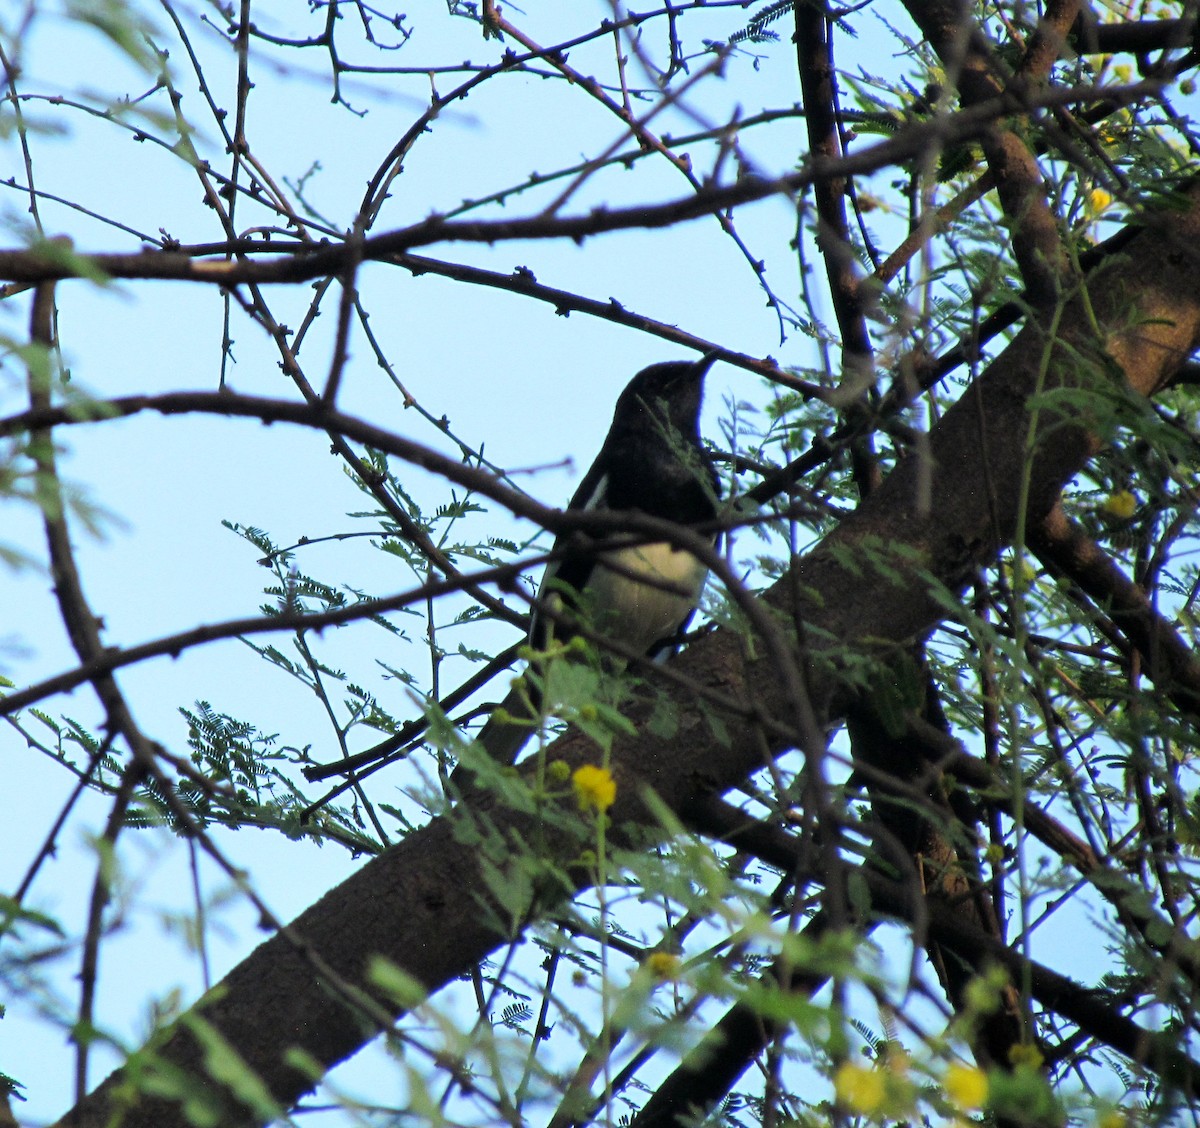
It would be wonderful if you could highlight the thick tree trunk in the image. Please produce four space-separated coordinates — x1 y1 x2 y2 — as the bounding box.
58 182 1200 1128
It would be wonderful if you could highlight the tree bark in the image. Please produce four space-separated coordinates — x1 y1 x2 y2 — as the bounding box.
58 182 1200 1127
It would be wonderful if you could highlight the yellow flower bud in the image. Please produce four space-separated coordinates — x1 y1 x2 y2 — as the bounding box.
572 764 616 812
1008 1043 1044 1069
1101 490 1137 519
944 1062 988 1110
644 952 682 980
834 1062 886 1114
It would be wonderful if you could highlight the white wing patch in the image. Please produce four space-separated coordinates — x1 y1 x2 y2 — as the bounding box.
578 473 609 513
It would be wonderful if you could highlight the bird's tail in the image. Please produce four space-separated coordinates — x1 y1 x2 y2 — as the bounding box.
448 679 541 791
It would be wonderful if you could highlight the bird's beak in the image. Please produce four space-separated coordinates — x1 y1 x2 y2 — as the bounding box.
693 349 721 377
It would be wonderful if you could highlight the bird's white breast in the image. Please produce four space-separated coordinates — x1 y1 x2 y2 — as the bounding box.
585 541 709 656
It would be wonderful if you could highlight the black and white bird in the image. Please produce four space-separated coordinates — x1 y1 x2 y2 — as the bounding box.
455 353 721 782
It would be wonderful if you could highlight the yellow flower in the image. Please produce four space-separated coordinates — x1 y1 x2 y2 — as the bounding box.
1101 490 1137 519
1008 1043 1044 1069
834 1061 886 1115
1097 1110 1127 1128
572 764 616 812
644 952 682 980
1002 556 1038 587
944 1062 988 1110
1087 188 1113 214
884 1046 910 1076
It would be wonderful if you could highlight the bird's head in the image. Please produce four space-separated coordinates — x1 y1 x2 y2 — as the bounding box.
614 351 718 437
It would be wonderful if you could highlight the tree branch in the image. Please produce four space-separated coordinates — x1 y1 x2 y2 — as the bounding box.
53 181 1200 1128
0 77 1171 287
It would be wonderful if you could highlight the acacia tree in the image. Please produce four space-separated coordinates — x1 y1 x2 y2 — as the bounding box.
2 1 1200 1125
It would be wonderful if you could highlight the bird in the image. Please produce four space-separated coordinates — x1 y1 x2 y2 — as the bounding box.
453 352 721 787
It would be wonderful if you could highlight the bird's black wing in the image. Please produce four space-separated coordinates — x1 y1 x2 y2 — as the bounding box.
526 443 614 649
